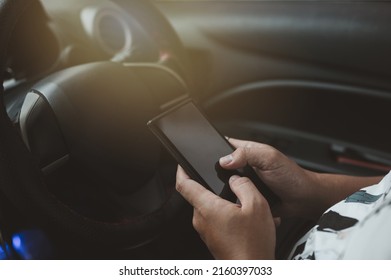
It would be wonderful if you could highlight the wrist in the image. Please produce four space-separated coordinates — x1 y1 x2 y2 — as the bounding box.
299 170 333 219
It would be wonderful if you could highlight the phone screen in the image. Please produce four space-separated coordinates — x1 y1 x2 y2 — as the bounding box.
148 100 279 204
153 101 234 195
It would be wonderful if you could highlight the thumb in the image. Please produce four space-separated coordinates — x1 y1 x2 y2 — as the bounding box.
229 175 268 211
220 143 278 171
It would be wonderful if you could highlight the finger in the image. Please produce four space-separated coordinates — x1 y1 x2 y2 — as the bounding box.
221 137 255 167
176 166 218 208
229 175 266 211
220 143 279 171
176 165 191 180
227 138 255 149
273 217 281 228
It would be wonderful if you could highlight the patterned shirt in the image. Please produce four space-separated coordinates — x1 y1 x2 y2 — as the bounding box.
290 171 391 259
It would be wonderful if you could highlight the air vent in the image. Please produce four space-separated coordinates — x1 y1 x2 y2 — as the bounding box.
81 4 132 57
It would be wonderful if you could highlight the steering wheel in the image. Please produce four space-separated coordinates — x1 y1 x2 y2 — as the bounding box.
0 0 191 253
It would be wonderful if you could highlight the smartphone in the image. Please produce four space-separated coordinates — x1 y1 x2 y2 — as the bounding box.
147 99 279 205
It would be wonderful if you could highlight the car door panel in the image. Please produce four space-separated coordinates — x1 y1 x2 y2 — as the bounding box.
156 0 391 175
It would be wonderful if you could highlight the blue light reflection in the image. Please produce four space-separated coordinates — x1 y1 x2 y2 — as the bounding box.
11 230 53 260
12 235 21 249
0 243 11 260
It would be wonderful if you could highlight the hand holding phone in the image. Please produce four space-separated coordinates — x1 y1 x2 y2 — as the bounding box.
147 99 279 206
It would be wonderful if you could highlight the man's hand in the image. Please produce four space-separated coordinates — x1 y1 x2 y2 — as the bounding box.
176 166 276 260
220 138 383 219
220 138 318 219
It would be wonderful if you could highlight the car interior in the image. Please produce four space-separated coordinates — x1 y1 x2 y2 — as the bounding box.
1 0 391 260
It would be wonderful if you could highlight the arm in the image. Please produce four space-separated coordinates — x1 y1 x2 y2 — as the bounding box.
222 138 383 220
175 138 383 260
309 173 383 217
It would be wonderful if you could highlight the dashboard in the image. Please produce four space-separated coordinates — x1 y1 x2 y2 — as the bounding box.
5 0 161 91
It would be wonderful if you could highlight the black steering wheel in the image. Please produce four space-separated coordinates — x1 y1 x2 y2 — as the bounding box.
0 0 191 253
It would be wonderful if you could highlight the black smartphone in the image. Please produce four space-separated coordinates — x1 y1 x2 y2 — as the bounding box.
147 99 279 205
